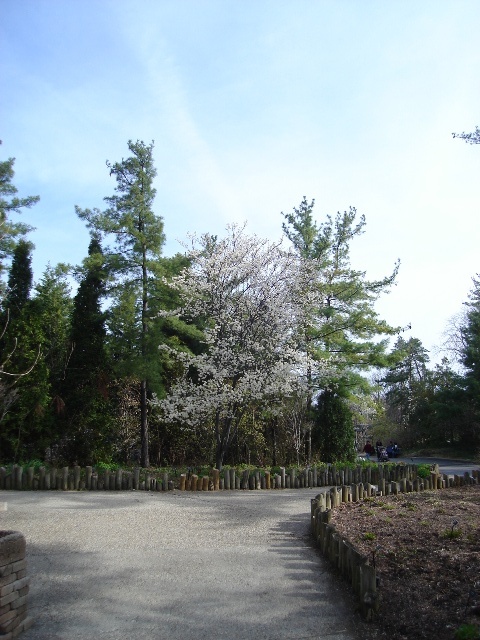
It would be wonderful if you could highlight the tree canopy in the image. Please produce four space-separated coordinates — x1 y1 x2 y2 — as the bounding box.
1 141 478 467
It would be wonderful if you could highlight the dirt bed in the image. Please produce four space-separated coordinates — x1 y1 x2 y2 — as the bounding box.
330 485 480 640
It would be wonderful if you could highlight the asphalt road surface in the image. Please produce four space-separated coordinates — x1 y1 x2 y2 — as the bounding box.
0 489 365 640
389 456 479 476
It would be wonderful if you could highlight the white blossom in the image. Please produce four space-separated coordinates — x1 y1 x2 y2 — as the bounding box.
154 223 330 467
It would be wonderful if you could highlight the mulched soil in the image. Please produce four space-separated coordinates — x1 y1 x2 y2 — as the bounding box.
329 485 480 640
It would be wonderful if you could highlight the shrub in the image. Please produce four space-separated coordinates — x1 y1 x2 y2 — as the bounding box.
454 624 480 640
417 463 432 478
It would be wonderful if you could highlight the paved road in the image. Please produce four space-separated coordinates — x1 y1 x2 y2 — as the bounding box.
0 490 365 640
390 456 479 476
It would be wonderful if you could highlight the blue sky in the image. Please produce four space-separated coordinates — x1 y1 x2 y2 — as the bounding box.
2 0 480 364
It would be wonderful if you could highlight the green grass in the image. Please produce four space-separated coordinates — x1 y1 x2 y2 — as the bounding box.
442 527 462 540
363 532 376 541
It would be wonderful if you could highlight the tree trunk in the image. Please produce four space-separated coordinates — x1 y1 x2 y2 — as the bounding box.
140 243 149 468
140 379 149 468
271 420 277 467
215 413 237 471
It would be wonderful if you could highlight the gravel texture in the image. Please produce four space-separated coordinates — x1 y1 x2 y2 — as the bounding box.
0 489 365 640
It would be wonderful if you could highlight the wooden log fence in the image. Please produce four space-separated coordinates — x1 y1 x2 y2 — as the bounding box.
0 463 478 493
310 468 480 620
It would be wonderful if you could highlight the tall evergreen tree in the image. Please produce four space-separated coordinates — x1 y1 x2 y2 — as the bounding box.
381 336 430 447
59 236 116 464
0 147 39 459
68 235 107 380
282 197 400 459
0 145 38 284
459 275 480 448
76 140 165 467
313 383 356 463
5 239 33 318
282 197 400 369
0 266 72 461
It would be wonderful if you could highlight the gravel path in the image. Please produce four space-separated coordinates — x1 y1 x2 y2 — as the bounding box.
0 489 364 640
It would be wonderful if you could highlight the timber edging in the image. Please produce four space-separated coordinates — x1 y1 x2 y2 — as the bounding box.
0 463 478 493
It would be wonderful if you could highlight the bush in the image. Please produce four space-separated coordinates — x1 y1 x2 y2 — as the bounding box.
417 463 432 478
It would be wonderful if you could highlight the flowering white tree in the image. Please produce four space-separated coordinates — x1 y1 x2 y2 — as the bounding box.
156 224 321 469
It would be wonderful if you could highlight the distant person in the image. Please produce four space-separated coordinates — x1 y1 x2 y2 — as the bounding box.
363 440 375 460
375 440 383 460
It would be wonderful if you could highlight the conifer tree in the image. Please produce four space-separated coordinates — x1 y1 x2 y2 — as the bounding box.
0 145 38 283
0 147 39 459
76 140 165 467
68 235 107 380
313 383 356 463
60 236 115 464
282 197 400 460
5 239 33 317
459 275 480 447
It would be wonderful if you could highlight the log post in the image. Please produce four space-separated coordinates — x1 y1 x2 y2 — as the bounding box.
85 466 92 490
359 563 378 621
73 466 81 491
26 467 34 490
61 467 68 491
265 470 271 490
14 466 23 491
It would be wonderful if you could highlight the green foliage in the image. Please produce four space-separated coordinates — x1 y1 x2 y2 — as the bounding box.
4 239 33 316
1 264 81 462
454 624 480 640
23 459 45 472
313 384 356 463
459 276 480 448
0 147 38 281
282 197 400 372
59 236 116 466
95 461 120 472
417 464 432 478
442 528 462 540
76 140 166 467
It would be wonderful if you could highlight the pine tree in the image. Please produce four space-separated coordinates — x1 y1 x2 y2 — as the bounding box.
282 197 400 460
313 383 356 463
0 146 38 284
76 140 165 467
5 239 33 318
59 236 116 464
282 197 400 369
68 236 107 380
459 275 480 448
0 148 39 460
